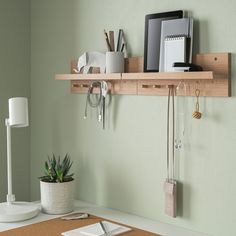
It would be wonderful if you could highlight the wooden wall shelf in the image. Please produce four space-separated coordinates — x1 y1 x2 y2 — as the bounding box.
56 73 121 81
55 53 231 97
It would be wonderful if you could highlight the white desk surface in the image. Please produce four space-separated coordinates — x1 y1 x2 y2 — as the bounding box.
0 200 210 236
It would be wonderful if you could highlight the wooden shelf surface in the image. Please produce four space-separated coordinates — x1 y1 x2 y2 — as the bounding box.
55 73 121 81
55 53 231 97
121 71 214 80
55 71 214 81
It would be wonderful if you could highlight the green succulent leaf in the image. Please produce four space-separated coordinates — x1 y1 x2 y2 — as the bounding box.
39 154 74 183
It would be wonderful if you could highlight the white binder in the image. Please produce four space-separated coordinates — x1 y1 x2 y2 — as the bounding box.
164 36 186 72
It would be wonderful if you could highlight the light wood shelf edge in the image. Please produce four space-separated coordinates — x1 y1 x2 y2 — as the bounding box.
55 71 214 81
55 73 121 81
121 71 214 80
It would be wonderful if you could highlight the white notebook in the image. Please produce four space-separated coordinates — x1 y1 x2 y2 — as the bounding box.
159 17 193 72
164 36 186 72
61 221 131 236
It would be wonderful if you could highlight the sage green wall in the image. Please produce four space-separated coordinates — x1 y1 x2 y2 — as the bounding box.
0 0 31 202
30 0 236 235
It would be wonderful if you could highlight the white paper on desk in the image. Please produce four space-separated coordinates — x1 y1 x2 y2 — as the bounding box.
61 220 131 236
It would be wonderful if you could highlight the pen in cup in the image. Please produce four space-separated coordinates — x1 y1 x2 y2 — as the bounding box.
121 43 125 52
104 29 112 51
109 31 115 51
116 29 122 52
121 32 128 57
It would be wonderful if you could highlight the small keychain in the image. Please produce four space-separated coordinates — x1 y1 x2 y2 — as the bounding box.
192 89 202 119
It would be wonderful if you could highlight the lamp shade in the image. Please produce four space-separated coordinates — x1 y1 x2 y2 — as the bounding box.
8 97 29 127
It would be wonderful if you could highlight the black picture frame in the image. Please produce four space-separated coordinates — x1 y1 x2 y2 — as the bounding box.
143 10 183 72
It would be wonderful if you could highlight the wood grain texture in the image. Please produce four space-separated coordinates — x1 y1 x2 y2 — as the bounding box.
121 71 214 80
193 52 230 79
137 79 229 97
71 80 137 95
56 73 121 81
1 215 160 236
124 57 143 73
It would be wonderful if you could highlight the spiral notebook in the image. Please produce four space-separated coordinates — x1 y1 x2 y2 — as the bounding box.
164 36 186 72
159 17 193 72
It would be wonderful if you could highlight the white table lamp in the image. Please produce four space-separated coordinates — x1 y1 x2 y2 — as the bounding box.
0 97 39 222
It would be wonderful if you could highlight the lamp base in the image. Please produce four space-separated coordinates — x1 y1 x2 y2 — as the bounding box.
0 202 39 222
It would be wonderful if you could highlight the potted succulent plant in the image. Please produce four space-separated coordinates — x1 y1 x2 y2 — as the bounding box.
39 154 74 214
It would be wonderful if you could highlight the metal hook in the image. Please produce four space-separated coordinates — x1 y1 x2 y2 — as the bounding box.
195 88 200 97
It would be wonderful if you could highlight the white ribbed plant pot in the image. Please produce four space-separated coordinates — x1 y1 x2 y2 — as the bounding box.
40 180 74 214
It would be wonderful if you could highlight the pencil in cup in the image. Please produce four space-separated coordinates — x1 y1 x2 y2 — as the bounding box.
104 29 112 51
